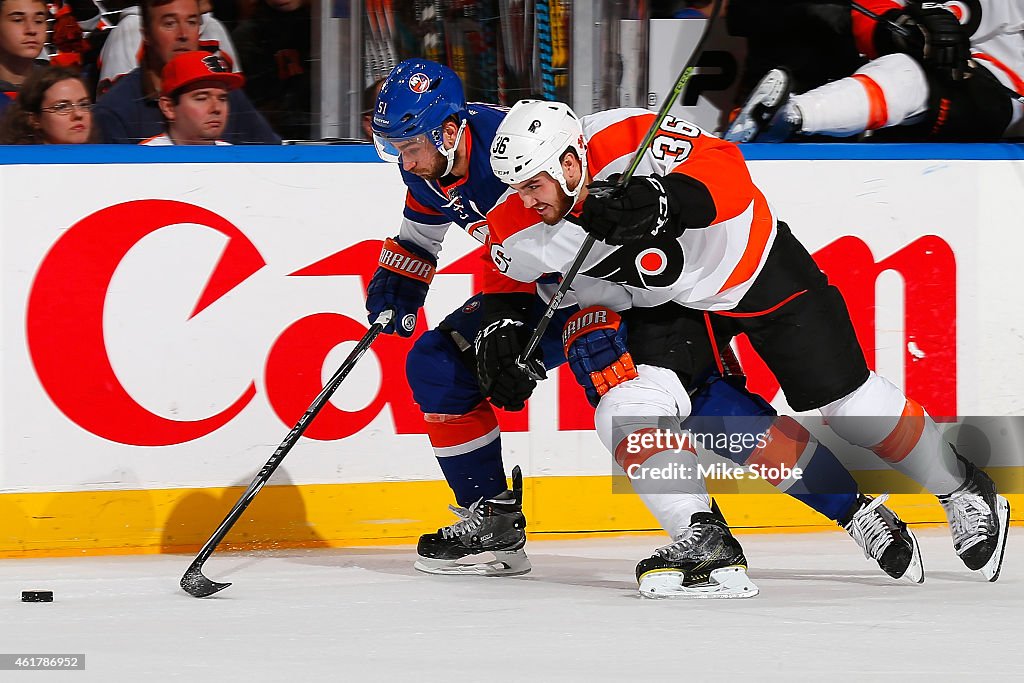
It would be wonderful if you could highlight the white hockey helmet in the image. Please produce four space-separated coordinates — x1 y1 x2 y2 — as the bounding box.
490 99 588 199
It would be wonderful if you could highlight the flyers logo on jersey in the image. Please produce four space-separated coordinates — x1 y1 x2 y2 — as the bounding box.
583 237 684 290
636 248 669 276
408 73 431 93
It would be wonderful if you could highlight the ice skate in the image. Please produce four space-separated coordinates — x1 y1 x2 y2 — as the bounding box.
414 465 530 577
635 512 758 599
841 494 924 583
939 454 1010 581
723 68 798 143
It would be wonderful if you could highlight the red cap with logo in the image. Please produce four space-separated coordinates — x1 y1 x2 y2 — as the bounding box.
160 51 245 97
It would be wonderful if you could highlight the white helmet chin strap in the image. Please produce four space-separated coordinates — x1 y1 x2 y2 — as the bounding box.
561 170 584 199
441 119 468 177
553 147 587 216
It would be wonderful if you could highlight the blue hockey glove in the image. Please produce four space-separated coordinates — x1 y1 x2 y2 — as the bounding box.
366 237 437 337
562 306 638 407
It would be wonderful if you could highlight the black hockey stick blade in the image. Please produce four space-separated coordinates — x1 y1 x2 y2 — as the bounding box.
181 558 232 598
179 309 394 598
516 0 723 371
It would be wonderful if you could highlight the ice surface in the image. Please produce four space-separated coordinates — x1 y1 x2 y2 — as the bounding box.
1 528 1019 681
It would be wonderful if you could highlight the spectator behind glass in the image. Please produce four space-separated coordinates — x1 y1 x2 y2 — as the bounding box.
93 0 280 144
231 0 311 140
50 0 139 96
97 0 241 97
0 65 95 143
361 77 385 141
140 50 241 145
0 0 47 97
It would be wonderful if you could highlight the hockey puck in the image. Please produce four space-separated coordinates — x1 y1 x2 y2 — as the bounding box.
21 590 53 602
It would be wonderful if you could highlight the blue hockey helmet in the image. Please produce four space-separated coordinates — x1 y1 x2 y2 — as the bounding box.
371 59 468 173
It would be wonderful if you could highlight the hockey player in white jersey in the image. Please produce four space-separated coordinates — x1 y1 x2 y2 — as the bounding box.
725 1 1023 142
483 99 1011 592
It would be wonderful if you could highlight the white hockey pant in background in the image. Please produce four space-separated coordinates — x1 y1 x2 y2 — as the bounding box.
595 364 711 538
820 371 966 496
795 53 930 136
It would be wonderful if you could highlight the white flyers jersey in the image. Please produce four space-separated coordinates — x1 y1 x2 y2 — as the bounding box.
852 1 1024 134
855 2 1024 93
959 0 1024 113
484 108 778 312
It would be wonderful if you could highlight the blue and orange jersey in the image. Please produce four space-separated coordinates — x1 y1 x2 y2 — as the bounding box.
396 102 535 295
399 102 508 239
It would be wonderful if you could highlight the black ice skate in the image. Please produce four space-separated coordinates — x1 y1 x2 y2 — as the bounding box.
723 68 798 143
414 465 530 577
939 453 1010 582
841 493 924 583
635 512 758 599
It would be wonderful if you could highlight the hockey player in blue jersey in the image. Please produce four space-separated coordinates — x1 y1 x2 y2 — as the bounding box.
365 59 924 586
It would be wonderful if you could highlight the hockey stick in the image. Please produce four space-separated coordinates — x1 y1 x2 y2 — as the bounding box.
850 0 1024 105
516 0 724 374
180 309 395 598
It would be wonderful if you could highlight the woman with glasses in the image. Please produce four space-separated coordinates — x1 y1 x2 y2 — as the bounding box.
0 65 95 144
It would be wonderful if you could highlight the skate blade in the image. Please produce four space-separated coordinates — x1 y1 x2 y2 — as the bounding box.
414 549 532 577
723 72 788 143
900 531 926 584
638 566 759 600
981 495 1010 582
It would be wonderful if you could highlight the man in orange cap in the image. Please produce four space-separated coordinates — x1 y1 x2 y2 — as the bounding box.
141 50 243 145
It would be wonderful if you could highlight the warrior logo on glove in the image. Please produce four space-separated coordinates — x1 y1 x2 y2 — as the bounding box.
378 238 435 282
365 237 437 337
562 306 638 407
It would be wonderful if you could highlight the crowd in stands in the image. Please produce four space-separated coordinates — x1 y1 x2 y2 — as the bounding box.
0 0 1019 145
0 0 300 144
